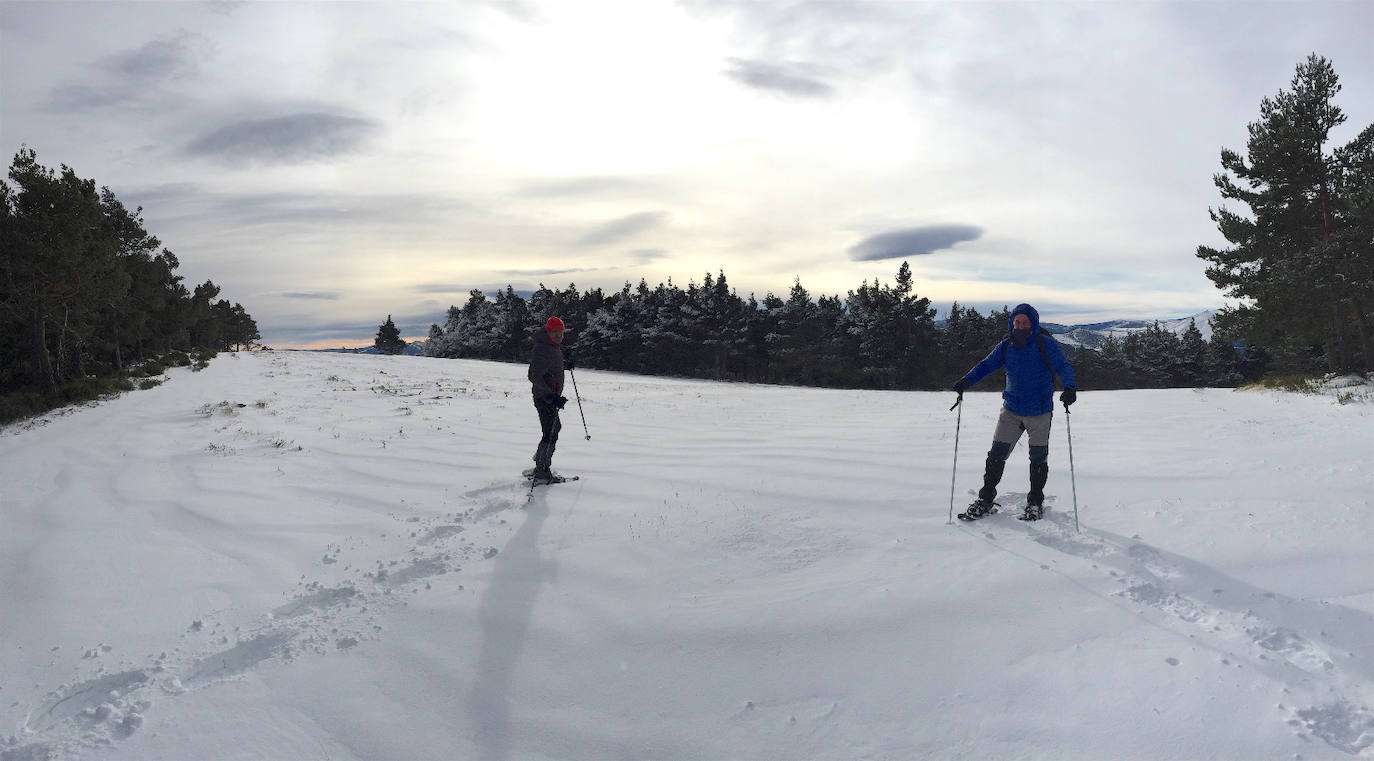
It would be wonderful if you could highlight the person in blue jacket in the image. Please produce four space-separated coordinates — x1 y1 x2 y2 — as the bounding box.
952 303 1077 521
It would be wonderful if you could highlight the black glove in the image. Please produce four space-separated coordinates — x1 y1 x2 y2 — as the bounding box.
563 349 575 371
1060 387 1077 407
952 377 970 395
555 395 568 410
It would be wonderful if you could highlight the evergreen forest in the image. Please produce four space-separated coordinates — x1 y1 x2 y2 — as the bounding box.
1 149 260 422
423 266 1253 392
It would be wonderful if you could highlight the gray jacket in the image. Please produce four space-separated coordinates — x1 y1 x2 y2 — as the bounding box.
528 328 564 402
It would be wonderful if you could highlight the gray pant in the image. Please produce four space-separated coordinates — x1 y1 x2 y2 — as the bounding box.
989 407 1052 463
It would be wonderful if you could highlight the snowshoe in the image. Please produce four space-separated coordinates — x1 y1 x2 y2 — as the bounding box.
1018 503 1045 522
957 499 999 522
528 470 578 486
528 468 559 485
523 467 558 479
532 475 567 485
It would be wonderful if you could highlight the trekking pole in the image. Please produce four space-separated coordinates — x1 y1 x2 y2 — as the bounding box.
1064 402 1079 532
570 369 590 440
948 393 963 524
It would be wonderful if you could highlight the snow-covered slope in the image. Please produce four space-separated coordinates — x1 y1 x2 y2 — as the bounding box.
1048 310 1218 350
2 352 1372 760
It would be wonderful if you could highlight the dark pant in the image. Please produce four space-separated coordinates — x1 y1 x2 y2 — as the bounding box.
533 399 561 473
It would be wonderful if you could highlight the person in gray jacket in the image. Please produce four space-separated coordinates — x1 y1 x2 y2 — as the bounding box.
527 316 568 483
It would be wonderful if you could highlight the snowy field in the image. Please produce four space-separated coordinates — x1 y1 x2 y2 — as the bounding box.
2 350 1372 761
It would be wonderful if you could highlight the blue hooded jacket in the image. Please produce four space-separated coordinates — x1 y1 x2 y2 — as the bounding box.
962 304 1077 416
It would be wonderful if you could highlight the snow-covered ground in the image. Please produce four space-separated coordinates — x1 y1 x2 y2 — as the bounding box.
2 351 1372 761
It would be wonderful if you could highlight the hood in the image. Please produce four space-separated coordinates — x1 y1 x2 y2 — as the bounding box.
1008 303 1041 335
531 326 555 346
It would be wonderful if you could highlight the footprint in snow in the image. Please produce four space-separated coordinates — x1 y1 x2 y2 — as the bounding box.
1248 626 1335 673
184 631 296 687
23 669 151 734
272 585 359 619
1289 700 1374 756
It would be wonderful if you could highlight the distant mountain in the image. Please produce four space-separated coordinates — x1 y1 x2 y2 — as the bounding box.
1044 310 1217 350
310 341 426 356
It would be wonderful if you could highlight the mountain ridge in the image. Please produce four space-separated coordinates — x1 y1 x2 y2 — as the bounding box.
1042 310 1217 350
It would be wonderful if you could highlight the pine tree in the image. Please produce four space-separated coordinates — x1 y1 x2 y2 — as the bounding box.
1197 54 1373 372
374 315 406 355
1096 336 1129 389
1 148 124 392
1178 319 1208 387
1205 332 1243 387
766 279 816 384
577 282 638 371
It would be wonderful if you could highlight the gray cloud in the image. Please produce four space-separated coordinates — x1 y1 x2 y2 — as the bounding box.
517 176 651 198
280 292 340 300
627 248 667 264
425 286 536 303
45 33 200 112
208 2 247 16
125 183 467 233
500 267 599 276
186 113 382 164
723 58 834 98
692 1 918 83
576 211 670 247
46 83 134 112
413 284 475 295
847 225 985 261
107 35 197 81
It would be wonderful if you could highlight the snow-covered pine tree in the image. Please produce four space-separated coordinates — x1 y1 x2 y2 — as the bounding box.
1206 331 1243 387
374 315 406 355
1178 319 1208 387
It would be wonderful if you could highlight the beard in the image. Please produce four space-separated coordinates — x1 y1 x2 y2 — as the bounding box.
1011 327 1032 347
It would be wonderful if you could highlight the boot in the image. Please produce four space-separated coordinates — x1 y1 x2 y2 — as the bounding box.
529 468 557 485
1027 462 1048 506
977 456 1005 505
960 457 1006 520
1022 461 1049 520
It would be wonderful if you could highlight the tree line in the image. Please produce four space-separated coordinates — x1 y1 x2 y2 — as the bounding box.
1 148 259 421
423 264 1253 391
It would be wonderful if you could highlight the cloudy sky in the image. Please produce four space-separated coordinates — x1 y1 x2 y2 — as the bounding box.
2 1 1371 348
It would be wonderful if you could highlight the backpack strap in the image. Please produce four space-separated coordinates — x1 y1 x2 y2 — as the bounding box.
1036 334 1061 391
1003 333 1062 391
